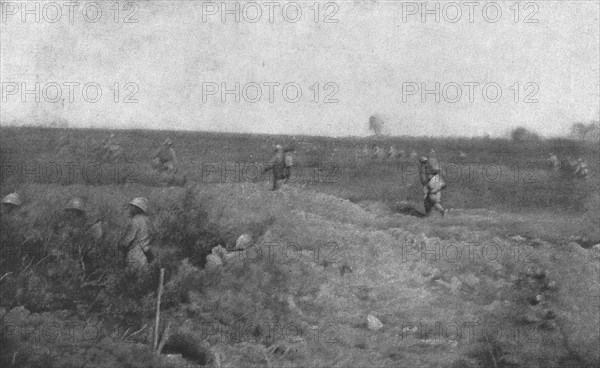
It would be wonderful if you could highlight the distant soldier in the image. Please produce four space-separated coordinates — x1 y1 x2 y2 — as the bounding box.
263 145 286 191
283 147 295 183
397 149 406 159
121 197 154 269
458 151 467 160
102 133 123 162
369 144 377 160
1 193 23 245
574 158 589 179
548 153 560 172
59 197 104 274
374 145 386 160
152 138 177 172
409 150 418 161
361 145 370 161
388 146 398 160
419 157 447 217
1 193 24 277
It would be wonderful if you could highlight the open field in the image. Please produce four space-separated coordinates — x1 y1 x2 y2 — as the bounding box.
1 126 599 368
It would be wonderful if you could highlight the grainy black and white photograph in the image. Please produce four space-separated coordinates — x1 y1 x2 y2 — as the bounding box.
0 1 599 367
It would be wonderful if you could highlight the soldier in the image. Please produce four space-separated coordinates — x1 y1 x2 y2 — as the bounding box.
377 146 387 160
361 145 370 161
263 145 286 191
121 197 154 269
283 147 295 183
152 138 177 172
1 193 23 265
388 146 398 160
419 157 447 217
548 153 560 172
408 150 418 161
102 133 123 162
574 158 589 179
59 197 104 274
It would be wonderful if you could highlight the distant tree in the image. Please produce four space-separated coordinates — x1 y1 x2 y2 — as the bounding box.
368 115 388 136
510 127 540 142
47 118 70 128
570 121 599 142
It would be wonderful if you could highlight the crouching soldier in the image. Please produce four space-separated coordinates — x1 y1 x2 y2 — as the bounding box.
264 145 286 191
152 138 177 172
58 197 104 275
121 197 154 269
419 157 448 217
1 193 24 269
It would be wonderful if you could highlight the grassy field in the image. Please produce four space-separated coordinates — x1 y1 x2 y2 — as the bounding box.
1 126 599 368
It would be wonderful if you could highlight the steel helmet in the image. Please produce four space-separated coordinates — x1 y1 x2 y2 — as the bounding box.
65 197 85 212
129 197 149 213
419 156 428 163
2 192 22 206
274 144 283 151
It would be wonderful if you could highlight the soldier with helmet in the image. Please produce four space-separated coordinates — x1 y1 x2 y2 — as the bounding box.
263 145 286 191
121 197 154 269
1 193 24 266
548 153 560 172
58 197 104 274
152 138 177 172
1 192 22 214
419 156 448 217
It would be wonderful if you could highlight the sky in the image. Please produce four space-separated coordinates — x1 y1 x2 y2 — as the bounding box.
1 0 599 137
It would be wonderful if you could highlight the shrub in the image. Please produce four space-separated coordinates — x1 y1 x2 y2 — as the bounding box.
511 127 540 142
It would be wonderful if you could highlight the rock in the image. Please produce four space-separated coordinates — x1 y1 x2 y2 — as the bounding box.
522 310 540 324
461 274 480 288
543 280 558 290
235 233 252 250
534 294 544 304
206 253 223 269
449 276 462 293
340 263 353 276
212 245 227 258
367 314 383 331
530 238 544 247
541 309 557 320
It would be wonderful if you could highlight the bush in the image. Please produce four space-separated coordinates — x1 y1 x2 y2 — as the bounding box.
511 127 540 142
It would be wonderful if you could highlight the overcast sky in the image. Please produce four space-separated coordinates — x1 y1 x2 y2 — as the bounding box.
1 0 598 137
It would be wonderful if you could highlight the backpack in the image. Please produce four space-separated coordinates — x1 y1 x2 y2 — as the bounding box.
284 152 293 167
426 157 441 174
142 216 156 263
